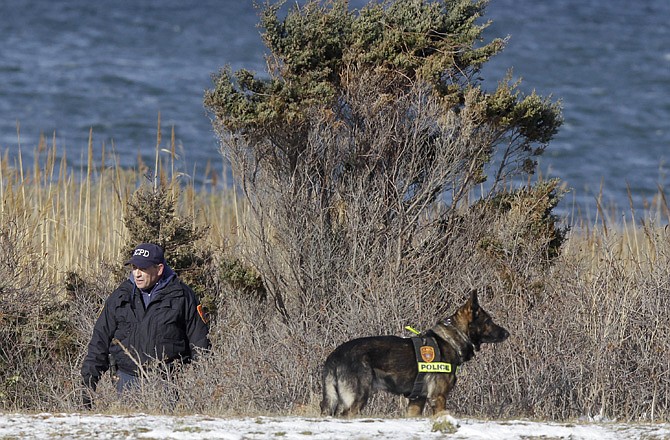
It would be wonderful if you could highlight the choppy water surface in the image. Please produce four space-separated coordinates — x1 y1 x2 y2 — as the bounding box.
1 0 668 217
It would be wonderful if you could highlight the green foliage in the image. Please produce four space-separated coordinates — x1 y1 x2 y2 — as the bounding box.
477 179 568 291
123 183 205 254
206 0 509 131
206 0 562 189
348 0 499 84
219 258 266 301
486 74 563 145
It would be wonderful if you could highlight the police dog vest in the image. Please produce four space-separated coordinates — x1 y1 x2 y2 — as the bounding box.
408 336 454 399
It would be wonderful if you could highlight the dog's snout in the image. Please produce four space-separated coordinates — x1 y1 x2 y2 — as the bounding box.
486 324 510 343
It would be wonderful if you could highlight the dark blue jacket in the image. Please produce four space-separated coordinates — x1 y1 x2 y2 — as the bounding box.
81 273 210 387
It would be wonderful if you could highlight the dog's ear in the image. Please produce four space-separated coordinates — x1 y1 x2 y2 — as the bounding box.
469 289 480 312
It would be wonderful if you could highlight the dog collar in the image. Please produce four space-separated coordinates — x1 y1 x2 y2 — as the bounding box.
440 318 476 358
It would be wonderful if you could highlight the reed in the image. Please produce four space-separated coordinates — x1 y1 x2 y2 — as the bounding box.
566 182 670 276
0 131 238 285
4 128 670 421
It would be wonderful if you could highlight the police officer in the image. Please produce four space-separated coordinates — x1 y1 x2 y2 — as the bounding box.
81 243 210 407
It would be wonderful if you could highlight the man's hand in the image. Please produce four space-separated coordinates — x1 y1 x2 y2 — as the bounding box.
81 375 99 411
81 388 94 410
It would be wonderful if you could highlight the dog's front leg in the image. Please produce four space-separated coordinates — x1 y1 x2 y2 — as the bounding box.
428 394 447 415
406 397 426 417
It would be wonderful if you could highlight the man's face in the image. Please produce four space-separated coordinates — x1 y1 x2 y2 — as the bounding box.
131 264 164 290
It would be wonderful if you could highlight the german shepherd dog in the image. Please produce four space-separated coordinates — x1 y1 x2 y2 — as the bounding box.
320 290 509 417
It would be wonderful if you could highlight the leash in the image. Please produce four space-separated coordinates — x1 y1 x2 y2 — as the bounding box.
405 325 421 335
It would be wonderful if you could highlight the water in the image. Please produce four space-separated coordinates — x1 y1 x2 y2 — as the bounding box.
481 0 670 217
1 0 266 174
1 0 669 218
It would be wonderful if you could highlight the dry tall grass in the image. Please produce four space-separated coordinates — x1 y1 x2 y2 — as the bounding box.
0 131 236 285
2 133 670 422
454 219 670 422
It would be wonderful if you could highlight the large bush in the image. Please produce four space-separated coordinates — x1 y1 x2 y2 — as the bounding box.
205 0 563 319
204 0 564 415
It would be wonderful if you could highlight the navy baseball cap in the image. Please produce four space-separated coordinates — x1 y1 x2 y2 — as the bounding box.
125 243 165 269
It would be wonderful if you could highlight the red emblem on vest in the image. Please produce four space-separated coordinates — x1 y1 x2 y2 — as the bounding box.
420 346 435 362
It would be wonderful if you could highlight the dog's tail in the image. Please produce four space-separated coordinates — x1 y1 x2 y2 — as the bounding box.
320 360 340 416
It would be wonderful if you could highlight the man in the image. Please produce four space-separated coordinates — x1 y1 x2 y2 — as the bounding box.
81 243 210 407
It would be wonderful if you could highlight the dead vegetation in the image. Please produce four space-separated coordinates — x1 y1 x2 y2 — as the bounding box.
1 0 668 422
2 138 670 422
